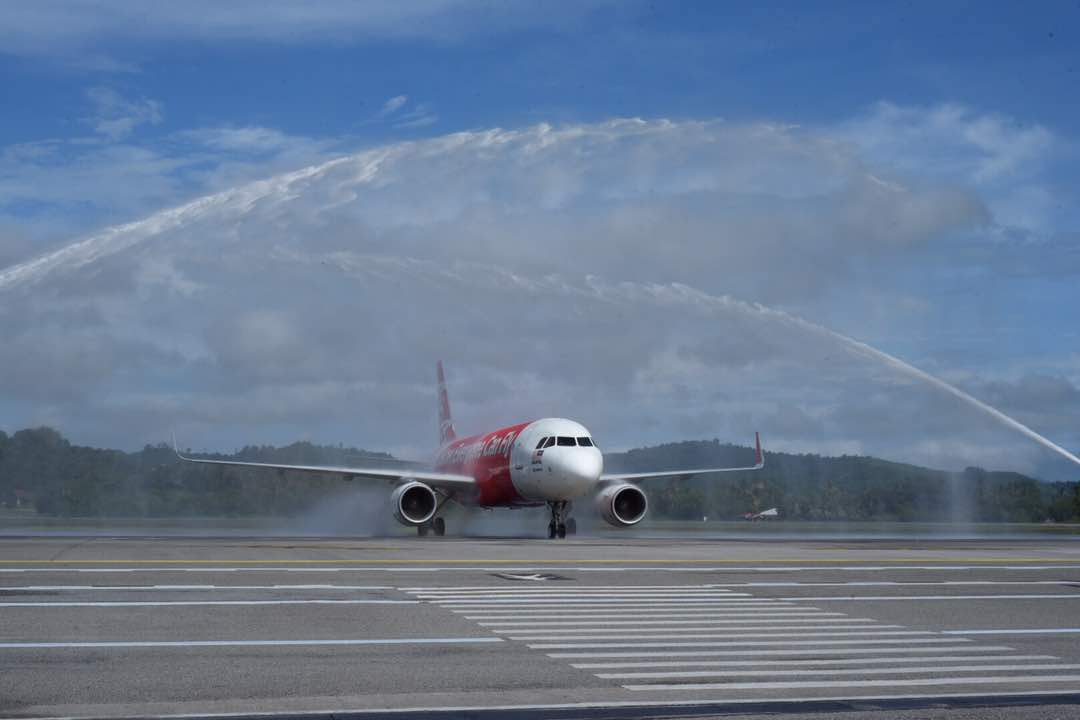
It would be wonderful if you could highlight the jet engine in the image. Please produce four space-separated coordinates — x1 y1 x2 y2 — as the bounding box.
595 483 648 527
391 481 438 526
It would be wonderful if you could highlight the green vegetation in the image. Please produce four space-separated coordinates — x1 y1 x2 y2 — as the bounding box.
606 440 1080 523
1 428 1077 522
0 427 396 518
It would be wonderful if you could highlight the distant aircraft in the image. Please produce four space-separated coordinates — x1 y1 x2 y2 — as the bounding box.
743 507 779 521
176 362 764 538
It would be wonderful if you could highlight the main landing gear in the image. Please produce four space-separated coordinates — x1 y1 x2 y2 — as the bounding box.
546 501 576 539
418 493 451 537
417 517 446 537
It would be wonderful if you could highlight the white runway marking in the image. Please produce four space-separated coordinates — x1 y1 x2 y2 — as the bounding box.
404 585 744 591
572 654 1058 669
426 596 775 603
442 606 799 613
415 589 756 594
780 594 1080 601
479 621 887 629
434 595 790 604
505 630 935 641
0 599 421 607
451 604 836 611
422 582 1080 699
497 625 903 635
468 621 872 626
467 614 865 623
530 638 972 650
461 604 798 613
703 580 1080 588
601 663 1080 679
942 628 1080 635
0 584 392 591
414 591 755 598
439 601 831 608
0 637 503 649
10 690 1080 720
455 613 842 617
547 646 1018 659
433 596 758 603
621 674 1080 691
4 564 1080 574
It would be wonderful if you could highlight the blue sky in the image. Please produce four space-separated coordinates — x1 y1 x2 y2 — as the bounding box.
4 3 1078 147
1 1 1079 478
2 1 1078 248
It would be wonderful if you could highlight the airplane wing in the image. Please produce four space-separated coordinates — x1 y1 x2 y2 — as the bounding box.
173 444 475 492
600 432 764 483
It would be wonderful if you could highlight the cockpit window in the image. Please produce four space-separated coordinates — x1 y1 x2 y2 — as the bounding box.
577 437 593 447
535 437 548 449
544 436 556 448
556 436 575 446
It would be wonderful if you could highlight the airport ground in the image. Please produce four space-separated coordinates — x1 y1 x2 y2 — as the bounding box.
2 533 1080 719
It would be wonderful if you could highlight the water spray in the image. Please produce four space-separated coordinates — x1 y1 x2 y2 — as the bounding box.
816 324 1080 469
650 284 1080 469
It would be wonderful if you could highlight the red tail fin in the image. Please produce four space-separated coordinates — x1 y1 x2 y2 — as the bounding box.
437 361 456 446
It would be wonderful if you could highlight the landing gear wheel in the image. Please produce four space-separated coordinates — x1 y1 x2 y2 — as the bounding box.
546 500 570 540
433 517 446 536
417 524 429 537
565 517 577 535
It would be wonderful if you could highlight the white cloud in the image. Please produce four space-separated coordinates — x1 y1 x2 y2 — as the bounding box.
374 95 438 129
380 95 409 116
393 103 438 129
83 87 163 140
178 127 294 154
841 102 1055 184
1 117 985 300
0 123 338 265
0 112 1075 478
839 102 1062 232
0 1 616 65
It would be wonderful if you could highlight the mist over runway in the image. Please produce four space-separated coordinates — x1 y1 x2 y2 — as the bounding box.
2 535 1080 719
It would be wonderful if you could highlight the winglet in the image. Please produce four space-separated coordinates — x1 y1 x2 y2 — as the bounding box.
754 432 764 469
171 430 189 461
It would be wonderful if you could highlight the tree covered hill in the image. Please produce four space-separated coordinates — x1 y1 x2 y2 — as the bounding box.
606 440 1079 522
0 427 396 518
1 427 1077 522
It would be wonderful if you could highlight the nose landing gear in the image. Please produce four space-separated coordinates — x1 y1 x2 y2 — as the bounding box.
547 501 574 539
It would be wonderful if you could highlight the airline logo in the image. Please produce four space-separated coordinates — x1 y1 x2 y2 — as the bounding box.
438 429 520 466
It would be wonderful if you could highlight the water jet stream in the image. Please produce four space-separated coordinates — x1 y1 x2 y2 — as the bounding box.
815 324 1080 468
667 285 1080 469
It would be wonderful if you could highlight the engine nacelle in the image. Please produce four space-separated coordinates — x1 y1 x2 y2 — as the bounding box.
595 483 648 527
391 481 438 526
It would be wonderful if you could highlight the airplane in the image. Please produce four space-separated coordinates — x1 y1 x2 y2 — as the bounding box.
743 507 780 521
175 362 764 539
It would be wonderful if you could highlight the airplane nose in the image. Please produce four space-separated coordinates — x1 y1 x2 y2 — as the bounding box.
576 450 603 482
559 449 603 486
544 448 603 497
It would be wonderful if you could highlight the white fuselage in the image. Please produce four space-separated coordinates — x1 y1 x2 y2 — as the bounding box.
509 418 603 503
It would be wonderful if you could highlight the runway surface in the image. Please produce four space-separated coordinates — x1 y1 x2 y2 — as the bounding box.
2 535 1080 719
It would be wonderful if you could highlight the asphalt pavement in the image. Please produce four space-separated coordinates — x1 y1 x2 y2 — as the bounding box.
2 535 1080 719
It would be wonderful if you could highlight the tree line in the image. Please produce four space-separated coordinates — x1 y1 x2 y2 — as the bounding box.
609 440 1080 523
0 427 396 518
1 427 1077 522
